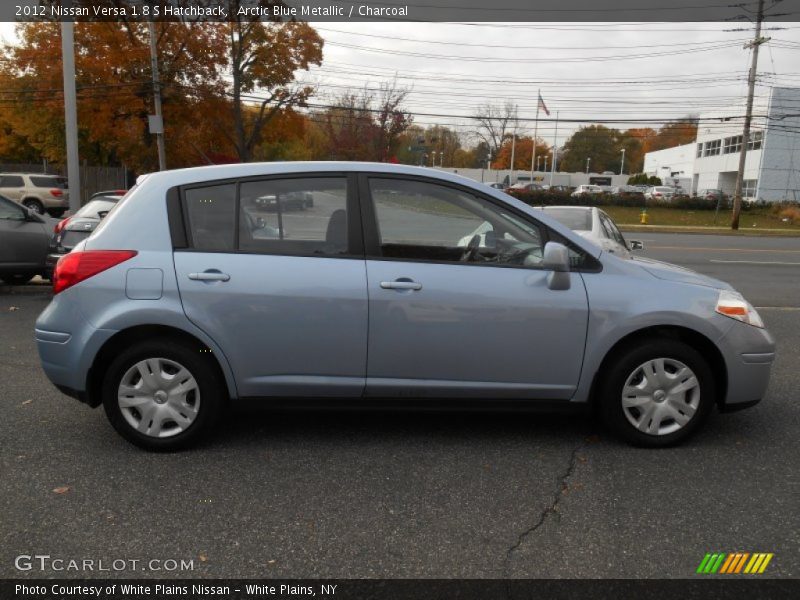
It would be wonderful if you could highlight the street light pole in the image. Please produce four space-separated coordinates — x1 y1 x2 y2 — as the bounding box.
148 19 166 171
620 148 626 175
586 157 591 174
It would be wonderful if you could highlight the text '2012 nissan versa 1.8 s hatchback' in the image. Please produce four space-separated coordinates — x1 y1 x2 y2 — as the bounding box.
35 163 775 450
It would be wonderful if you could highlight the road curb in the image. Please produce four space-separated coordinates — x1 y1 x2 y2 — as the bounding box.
619 225 800 237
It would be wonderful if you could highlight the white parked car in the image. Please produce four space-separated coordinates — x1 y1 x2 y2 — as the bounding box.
570 184 604 197
540 206 644 258
645 186 677 200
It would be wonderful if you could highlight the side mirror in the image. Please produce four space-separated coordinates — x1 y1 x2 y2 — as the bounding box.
629 240 644 251
542 241 571 291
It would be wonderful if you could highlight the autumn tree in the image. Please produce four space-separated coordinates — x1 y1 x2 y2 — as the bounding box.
318 83 412 162
649 118 699 152
1 21 230 171
492 136 550 170
474 101 518 162
222 3 323 161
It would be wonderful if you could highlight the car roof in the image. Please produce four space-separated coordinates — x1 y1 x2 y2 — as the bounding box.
0 172 61 176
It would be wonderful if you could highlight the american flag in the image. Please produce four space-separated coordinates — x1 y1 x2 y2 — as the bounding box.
537 93 550 116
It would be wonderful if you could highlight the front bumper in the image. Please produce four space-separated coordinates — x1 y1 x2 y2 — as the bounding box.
718 322 776 410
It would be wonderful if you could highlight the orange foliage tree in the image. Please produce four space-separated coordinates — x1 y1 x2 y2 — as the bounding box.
492 136 551 171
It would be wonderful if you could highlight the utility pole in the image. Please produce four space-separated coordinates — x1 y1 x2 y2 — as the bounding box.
620 148 626 175
732 0 768 229
549 111 559 187
61 1 80 212
148 19 167 171
586 157 591 174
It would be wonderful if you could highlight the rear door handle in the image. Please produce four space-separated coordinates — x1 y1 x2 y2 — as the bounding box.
188 271 230 282
380 279 422 291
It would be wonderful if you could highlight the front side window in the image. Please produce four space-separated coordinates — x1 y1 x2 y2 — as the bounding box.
368 178 544 268
600 212 626 247
238 177 349 257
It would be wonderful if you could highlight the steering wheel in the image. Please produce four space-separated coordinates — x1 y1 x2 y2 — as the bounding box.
459 234 482 262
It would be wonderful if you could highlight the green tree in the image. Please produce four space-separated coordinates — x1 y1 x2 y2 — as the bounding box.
560 125 624 173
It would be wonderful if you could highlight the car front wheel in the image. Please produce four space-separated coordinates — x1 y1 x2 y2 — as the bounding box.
599 339 715 447
102 338 225 450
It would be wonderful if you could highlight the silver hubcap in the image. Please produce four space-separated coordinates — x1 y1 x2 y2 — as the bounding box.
621 358 700 436
117 358 200 438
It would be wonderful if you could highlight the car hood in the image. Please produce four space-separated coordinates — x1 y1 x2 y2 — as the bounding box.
632 256 733 290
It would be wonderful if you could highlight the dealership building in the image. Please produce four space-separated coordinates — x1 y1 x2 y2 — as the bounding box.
643 86 800 201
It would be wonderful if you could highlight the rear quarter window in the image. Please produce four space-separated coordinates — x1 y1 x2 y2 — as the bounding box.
183 184 236 251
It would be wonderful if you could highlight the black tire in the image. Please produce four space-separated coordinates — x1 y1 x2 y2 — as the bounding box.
22 198 45 214
1 273 36 285
102 337 226 451
598 338 715 447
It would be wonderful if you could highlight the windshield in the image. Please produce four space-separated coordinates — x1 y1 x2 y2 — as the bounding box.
544 208 593 231
74 198 119 219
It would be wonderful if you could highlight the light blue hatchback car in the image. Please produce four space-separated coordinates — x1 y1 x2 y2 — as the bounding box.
35 163 775 450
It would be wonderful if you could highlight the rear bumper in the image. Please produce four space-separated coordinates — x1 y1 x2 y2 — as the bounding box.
35 290 116 405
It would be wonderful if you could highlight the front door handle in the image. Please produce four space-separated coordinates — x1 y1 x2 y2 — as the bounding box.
380 279 422 291
188 271 230 282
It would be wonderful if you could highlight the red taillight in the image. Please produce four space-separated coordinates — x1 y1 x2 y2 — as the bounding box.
54 216 71 234
654 193 662 197
114 189 127 195
52 250 137 295
50 188 64 197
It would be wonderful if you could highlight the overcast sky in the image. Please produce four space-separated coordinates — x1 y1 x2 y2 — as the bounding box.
3 20 800 145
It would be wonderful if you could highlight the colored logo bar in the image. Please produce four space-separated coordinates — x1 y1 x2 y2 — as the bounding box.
696 553 774 574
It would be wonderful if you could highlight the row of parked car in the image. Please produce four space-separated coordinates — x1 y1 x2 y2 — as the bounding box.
0 180 126 284
493 180 729 203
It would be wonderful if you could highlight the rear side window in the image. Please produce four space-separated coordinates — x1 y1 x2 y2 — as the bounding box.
238 177 349 257
0 175 24 187
30 176 66 188
184 184 236 251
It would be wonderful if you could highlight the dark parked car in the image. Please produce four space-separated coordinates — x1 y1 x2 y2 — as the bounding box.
254 190 313 211
45 195 122 279
0 193 50 284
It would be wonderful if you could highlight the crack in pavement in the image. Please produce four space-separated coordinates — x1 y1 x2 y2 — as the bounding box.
503 441 587 575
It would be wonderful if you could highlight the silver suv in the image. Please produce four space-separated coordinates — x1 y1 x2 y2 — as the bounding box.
0 172 70 216
35 163 775 450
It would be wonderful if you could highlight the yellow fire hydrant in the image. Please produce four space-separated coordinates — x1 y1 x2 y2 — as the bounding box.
640 209 648 225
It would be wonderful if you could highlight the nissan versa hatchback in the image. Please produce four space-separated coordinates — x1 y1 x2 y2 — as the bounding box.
35 163 775 450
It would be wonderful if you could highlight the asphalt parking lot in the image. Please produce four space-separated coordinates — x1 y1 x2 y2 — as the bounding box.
1 232 798 579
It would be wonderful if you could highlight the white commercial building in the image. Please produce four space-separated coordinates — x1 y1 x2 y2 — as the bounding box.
643 86 800 202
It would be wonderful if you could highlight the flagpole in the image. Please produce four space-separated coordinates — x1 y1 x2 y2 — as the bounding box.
549 111 559 187
530 89 540 184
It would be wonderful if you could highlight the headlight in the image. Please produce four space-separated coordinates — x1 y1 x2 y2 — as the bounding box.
715 290 764 328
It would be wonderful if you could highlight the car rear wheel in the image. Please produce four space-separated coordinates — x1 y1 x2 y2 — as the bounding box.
22 198 45 214
599 339 715 447
102 338 225 450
